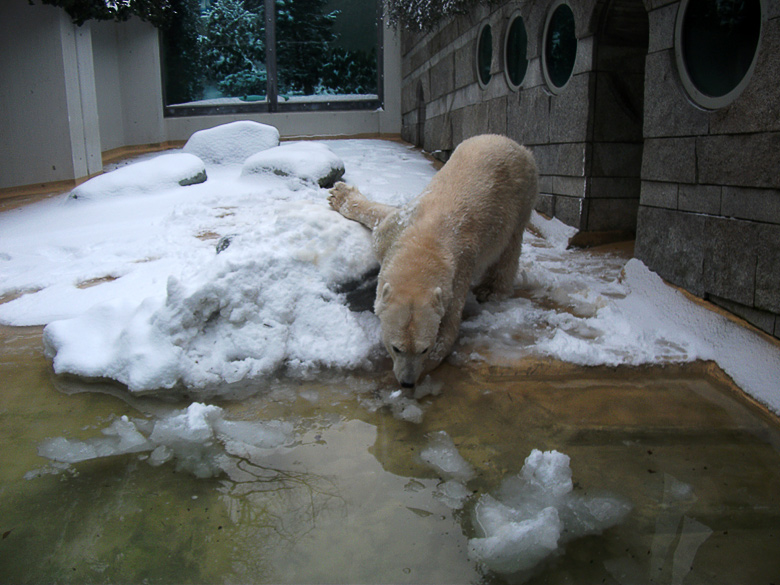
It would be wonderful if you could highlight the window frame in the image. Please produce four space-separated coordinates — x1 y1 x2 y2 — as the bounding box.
162 0 384 118
674 0 764 110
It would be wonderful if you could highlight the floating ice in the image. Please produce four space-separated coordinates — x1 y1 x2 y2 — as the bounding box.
358 376 442 424
468 449 631 580
36 402 294 479
183 120 280 165
38 415 150 463
68 153 207 201
241 141 345 188
420 430 476 482
434 479 473 510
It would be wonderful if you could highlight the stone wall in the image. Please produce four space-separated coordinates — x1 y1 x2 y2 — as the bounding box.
636 0 780 337
401 0 648 234
399 0 780 338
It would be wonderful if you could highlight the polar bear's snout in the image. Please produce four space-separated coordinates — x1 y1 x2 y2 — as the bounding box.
377 284 443 388
392 351 427 389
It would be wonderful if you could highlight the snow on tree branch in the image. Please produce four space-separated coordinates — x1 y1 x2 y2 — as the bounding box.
383 0 499 32
29 0 173 27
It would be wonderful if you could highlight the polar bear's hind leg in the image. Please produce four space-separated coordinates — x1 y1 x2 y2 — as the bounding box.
473 225 524 302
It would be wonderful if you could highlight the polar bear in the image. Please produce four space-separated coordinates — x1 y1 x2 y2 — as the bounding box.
329 134 538 388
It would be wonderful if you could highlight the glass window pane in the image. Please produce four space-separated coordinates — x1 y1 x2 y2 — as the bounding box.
505 15 528 88
162 0 379 109
681 0 762 99
276 0 378 100
163 0 267 106
201 0 267 101
544 3 577 90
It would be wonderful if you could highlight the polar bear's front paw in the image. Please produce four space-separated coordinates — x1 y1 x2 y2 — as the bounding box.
328 182 363 218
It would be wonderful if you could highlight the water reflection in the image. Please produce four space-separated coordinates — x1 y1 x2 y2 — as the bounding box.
2 325 780 583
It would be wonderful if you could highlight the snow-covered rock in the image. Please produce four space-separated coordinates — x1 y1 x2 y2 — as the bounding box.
68 153 207 201
241 141 345 188
183 120 280 165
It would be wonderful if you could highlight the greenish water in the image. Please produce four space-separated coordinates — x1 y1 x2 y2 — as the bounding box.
1 325 780 584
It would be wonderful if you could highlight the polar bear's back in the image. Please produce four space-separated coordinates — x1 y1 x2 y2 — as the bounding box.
414 134 538 247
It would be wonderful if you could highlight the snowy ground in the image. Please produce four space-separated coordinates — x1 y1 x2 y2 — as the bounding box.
0 128 778 411
2 125 779 581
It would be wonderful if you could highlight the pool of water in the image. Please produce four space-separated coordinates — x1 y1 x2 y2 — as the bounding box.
1 324 779 584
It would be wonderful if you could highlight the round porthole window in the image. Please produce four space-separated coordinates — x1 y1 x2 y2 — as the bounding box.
477 22 493 88
504 13 529 90
542 1 577 94
675 0 763 109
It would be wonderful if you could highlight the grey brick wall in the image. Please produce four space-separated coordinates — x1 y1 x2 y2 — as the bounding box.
636 0 780 338
400 0 780 338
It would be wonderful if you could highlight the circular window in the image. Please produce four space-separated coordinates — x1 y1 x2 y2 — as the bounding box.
504 13 529 90
542 1 577 93
675 0 763 109
476 22 493 88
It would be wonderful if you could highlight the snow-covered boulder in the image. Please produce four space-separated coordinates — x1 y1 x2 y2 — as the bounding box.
68 153 206 201
183 120 280 165
241 141 345 188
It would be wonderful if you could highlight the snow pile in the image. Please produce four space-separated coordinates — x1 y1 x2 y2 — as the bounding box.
468 449 631 580
37 402 294 478
610 259 780 410
69 153 207 201
533 259 702 367
528 210 577 249
0 132 777 410
182 120 280 165
241 141 345 188
43 200 380 393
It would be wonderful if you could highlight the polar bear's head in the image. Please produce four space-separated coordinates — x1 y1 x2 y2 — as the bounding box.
375 282 445 388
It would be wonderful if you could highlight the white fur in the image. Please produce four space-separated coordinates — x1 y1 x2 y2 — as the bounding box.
329 135 538 387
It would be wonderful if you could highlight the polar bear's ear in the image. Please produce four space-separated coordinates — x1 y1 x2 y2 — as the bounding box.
433 287 445 317
381 282 392 302
376 282 392 314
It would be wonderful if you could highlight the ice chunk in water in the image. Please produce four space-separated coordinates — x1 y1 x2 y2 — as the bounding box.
470 504 562 575
520 448 573 498
360 388 427 424
37 403 294 478
419 431 475 482
38 416 150 463
434 479 473 510
468 449 631 579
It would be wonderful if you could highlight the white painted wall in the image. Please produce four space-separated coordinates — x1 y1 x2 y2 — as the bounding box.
60 16 103 179
92 17 166 152
0 1 101 189
92 22 126 152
